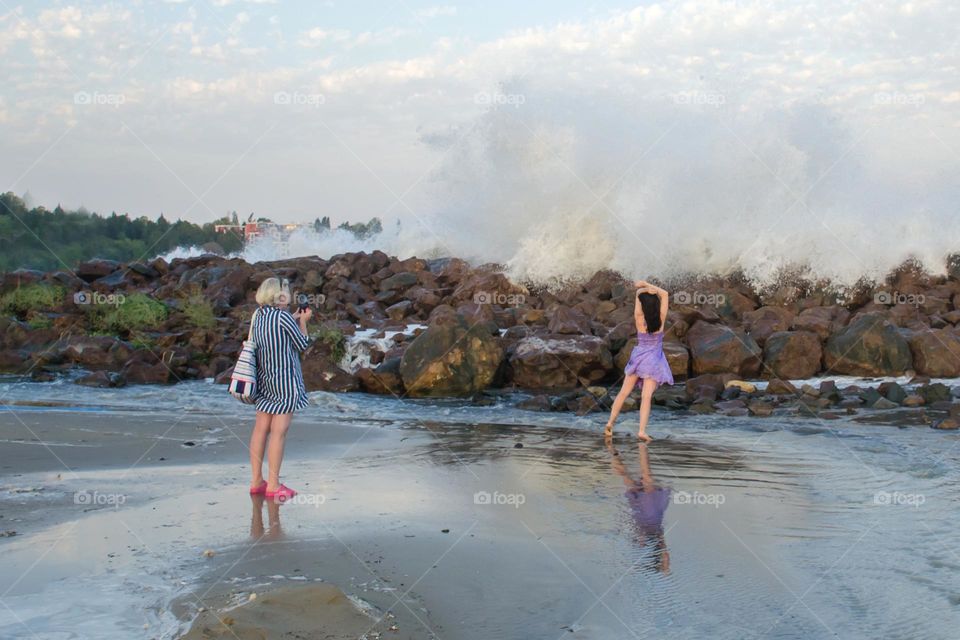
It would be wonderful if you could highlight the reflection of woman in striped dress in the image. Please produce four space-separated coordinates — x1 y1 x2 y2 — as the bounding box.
248 277 312 502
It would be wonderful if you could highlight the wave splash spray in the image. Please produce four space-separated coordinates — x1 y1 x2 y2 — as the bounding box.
222 83 958 288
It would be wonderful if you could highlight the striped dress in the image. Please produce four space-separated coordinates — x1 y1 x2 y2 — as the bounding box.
252 305 311 414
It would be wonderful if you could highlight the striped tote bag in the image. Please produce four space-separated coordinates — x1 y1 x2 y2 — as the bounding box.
229 308 259 404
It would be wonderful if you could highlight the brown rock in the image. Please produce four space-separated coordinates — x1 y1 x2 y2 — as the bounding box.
823 313 912 376
75 370 125 388
357 358 404 395
0 350 31 374
763 331 822 380
122 360 171 384
742 306 795 346
663 341 690 379
765 378 798 395
546 305 592 335
684 373 737 401
301 342 358 393
385 300 414 322
509 335 612 389
64 336 133 370
748 400 775 416
902 394 925 407
908 329 960 377
399 314 503 397
76 259 120 282
686 321 762 377
792 306 850 340
450 272 527 306
932 418 960 430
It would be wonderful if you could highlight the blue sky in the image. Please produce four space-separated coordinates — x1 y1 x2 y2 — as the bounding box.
1 0 958 283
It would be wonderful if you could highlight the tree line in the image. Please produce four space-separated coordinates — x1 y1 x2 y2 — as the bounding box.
0 192 244 273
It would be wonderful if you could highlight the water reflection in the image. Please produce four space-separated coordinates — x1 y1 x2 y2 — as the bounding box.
607 436 670 574
249 494 284 541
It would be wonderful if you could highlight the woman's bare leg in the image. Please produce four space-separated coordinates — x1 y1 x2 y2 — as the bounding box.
266 413 293 492
637 378 659 442
249 411 272 489
605 374 639 435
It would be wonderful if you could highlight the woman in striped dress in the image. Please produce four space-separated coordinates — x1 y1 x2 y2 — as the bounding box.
248 277 312 501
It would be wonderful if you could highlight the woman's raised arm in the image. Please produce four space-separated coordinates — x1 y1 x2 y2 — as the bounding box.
635 280 669 329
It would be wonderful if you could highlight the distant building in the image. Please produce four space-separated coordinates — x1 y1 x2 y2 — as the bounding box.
223 221 310 242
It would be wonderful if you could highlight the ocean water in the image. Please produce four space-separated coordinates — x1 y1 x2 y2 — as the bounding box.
0 380 959 639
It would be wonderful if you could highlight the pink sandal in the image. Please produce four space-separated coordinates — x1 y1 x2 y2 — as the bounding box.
249 481 267 495
265 484 297 502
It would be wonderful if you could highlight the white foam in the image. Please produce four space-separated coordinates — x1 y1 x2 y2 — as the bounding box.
339 324 427 373
164 84 960 291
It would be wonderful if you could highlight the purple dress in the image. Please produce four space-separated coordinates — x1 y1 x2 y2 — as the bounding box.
624 332 674 387
626 486 671 534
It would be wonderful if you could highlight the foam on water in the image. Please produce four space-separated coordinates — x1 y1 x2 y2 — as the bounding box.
339 323 427 374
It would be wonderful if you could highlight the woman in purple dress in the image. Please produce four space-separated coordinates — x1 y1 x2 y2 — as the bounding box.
604 280 673 441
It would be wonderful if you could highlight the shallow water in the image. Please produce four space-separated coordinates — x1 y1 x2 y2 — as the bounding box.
1 379 959 639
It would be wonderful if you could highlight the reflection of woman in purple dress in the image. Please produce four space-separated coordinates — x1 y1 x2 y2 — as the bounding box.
607 439 670 574
605 280 673 441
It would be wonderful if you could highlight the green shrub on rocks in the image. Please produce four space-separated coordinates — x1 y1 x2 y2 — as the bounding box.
25 313 53 329
182 296 217 329
0 284 64 318
92 293 168 334
310 325 346 363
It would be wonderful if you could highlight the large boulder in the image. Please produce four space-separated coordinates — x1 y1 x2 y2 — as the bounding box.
379 271 419 293
357 357 405 395
823 313 912 376
763 331 822 379
663 341 690 379
122 359 171 384
792 306 850 340
0 349 32 374
686 321 762 377
546 304 592 335
63 336 133 370
715 289 758 320
301 342 359 393
76 259 120 282
450 272 528 306
509 335 612 389
742 306 795 346
685 373 738 401
399 314 503 397
178 261 254 311
76 370 126 388
908 329 960 377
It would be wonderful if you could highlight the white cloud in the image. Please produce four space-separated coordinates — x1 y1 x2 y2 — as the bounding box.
2 0 959 285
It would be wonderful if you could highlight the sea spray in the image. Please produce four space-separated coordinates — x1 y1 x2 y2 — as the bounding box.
162 87 960 289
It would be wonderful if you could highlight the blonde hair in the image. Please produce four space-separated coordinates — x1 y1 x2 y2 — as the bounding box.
255 277 291 306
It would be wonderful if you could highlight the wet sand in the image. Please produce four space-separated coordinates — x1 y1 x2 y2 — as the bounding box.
2 390 960 639
180 584 407 639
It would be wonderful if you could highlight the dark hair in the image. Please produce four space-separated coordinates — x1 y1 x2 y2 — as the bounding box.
638 292 662 333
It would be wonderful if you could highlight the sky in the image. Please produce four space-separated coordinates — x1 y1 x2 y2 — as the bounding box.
1 0 959 233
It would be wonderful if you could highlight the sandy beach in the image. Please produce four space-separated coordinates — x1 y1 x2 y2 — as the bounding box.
1 382 959 639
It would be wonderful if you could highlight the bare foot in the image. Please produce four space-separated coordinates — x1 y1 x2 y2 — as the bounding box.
637 431 653 443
